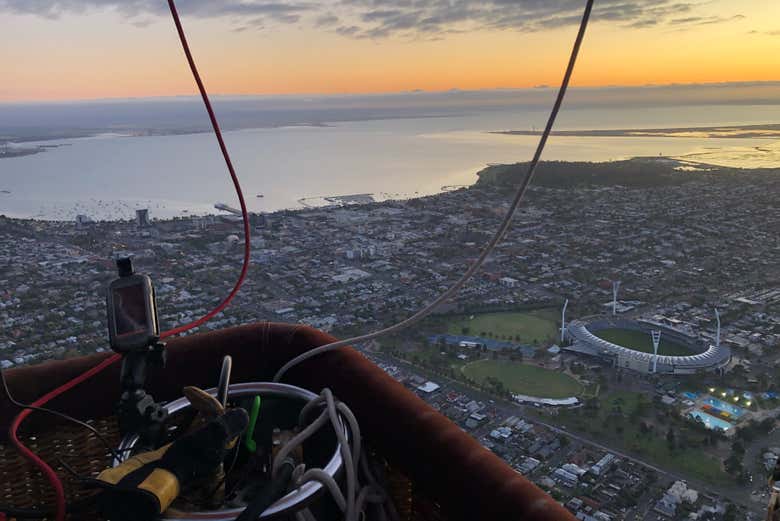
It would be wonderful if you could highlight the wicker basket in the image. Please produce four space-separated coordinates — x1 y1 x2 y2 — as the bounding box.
0 415 440 521
0 323 575 521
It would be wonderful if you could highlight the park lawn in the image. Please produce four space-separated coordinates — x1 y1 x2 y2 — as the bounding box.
411 344 468 371
630 435 727 485
552 391 731 486
594 328 694 356
445 309 559 345
461 359 582 398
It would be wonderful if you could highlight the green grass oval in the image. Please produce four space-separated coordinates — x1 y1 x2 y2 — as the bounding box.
445 309 559 346
461 359 582 399
593 328 695 356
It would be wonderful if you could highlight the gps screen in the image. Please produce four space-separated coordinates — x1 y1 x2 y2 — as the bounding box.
113 284 148 337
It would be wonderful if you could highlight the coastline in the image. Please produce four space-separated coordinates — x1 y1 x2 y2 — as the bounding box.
0 142 72 160
0 112 462 148
0 147 44 159
491 123 780 140
8 121 780 149
2 157 771 224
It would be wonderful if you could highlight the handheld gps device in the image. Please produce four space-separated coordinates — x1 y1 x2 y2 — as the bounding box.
106 257 167 443
107 257 159 353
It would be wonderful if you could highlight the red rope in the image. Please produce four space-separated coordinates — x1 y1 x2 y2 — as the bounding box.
161 0 251 338
8 354 121 521
8 1 251 518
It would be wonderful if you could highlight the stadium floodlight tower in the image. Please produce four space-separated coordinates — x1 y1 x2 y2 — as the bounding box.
714 308 721 348
560 298 569 343
612 280 621 316
651 330 662 373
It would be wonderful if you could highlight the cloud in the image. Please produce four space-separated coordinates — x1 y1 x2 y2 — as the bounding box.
748 29 780 36
0 0 748 39
329 0 745 39
335 25 361 37
315 12 339 27
628 19 659 29
670 14 745 26
0 0 314 26
129 17 153 28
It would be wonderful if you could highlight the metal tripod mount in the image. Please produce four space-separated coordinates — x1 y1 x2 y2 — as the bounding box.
117 340 169 448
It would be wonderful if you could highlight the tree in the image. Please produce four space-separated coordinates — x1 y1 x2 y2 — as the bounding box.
611 397 625 416
731 440 745 457
724 453 742 474
461 326 470 335
666 428 676 450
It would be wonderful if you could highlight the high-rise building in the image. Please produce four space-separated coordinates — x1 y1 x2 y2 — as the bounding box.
136 208 150 228
75 214 93 228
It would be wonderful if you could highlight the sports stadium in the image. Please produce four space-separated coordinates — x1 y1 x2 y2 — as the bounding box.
566 318 731 375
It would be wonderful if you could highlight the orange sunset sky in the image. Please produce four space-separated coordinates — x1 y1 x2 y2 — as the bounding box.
0 0 778 102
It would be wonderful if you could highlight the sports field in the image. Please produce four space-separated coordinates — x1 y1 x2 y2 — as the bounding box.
461 359 582 398
593 328 694 356
446 309 558 345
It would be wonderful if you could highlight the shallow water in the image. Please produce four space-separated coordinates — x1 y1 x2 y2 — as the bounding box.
1 103 778 220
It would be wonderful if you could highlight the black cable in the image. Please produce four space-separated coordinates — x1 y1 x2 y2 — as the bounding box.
225 434 241 476
202 434 242 505
273 0 595 382
0 495 96 519
1 367 122 461
0 503 94 519
235 459 295 521
4 1 594 516
0 505 55 519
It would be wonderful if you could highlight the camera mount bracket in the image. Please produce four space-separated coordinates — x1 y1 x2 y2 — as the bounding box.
107 257 168 448
116 340 168 448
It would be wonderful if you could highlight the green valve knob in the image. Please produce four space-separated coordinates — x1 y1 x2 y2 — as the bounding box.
245 395 261 454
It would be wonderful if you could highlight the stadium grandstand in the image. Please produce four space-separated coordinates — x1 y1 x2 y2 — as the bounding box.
565 317 731 375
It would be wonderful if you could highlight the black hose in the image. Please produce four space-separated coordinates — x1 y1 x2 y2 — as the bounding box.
0 505 53 519
0 505 52 519
0 496 95 519
235 459 295 521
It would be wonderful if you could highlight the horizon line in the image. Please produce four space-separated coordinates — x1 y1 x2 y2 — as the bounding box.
2 79 780 106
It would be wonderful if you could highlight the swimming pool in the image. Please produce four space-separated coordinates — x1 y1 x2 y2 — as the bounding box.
703 396 745 418
690 409 733 431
